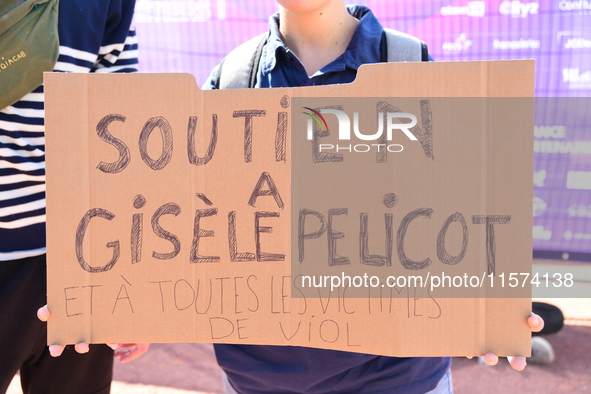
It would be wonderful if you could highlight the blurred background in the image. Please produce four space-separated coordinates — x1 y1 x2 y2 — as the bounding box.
13 1 589 393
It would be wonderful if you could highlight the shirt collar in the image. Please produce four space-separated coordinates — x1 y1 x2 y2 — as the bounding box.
260 5 383 77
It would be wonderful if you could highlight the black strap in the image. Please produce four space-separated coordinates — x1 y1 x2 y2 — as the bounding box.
421 41 429 61
379 30 388 63
248 33 269 88
213 33 268 89
213 57 225 90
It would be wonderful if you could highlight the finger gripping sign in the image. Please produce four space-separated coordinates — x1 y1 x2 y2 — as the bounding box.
44 60 534 357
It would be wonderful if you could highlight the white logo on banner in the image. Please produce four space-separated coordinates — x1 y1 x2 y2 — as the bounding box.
534 170 547 187
533 225 552 240
499 1 539 17
562 68 591 89
534 126 591 154
440 1 486 17
567 203 591 218
534 125 567 139
134 0 227 23
567 171 591 190
559 0 591 12
493 38 541 49
564 37 591 49
442 34 473 52
564 230 591 240
533 196 548 217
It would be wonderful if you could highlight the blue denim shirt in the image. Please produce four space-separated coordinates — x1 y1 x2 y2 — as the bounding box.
204 5 450 394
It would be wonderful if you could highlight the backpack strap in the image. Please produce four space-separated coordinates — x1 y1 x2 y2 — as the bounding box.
421 41 429 62
381 28 427 62
215 32 268 90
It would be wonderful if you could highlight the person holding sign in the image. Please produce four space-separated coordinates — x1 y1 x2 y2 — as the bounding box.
35 1 543 393
202 1 544 393
0 1 148 393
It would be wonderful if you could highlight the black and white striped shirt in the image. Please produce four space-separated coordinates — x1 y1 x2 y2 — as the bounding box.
0 0 138 260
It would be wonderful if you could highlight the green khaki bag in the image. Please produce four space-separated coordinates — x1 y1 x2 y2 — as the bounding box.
0 0 59 109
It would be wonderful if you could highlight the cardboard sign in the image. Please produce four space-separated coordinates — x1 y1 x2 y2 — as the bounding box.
45 60 534 357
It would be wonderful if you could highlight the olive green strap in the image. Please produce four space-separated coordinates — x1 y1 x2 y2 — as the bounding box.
0 0 52 36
